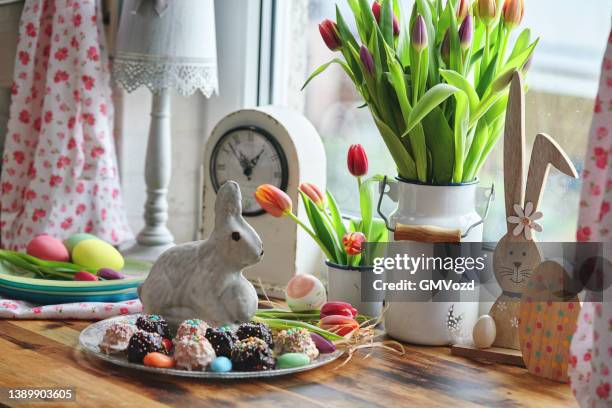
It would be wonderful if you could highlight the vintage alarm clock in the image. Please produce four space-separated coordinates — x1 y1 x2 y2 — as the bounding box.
201 106 326 296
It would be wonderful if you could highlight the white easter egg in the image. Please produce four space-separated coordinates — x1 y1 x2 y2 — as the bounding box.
285 274 327 312
472 315 496 349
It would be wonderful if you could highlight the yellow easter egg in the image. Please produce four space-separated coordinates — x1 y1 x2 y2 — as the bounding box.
72 239 124 271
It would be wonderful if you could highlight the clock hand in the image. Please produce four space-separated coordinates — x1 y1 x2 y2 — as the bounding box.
250 149 265 168
229 143 250 171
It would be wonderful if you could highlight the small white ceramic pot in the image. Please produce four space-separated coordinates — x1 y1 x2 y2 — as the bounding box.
326 261 382 318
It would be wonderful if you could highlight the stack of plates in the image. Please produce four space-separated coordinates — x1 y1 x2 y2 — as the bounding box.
0 259 151 304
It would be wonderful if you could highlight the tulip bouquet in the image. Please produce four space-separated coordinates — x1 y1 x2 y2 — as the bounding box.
306 0 537 184
255 145 387 267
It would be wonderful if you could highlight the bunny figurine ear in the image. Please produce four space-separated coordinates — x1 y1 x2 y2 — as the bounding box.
503 71 527 235
215 181 243 223
524 133 579 214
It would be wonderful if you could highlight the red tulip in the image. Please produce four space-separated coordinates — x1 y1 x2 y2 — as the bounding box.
347 144 368 177
342 232 366 255
299 182 325 209
319 19 342 51
502 0 524 29
254 184 292 217
319 315 360 337
371 1 400 37
321 301 358 319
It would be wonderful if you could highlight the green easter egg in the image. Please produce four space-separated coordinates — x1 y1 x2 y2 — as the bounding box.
276 353 310 369
72 239 125 271
64 233 100 252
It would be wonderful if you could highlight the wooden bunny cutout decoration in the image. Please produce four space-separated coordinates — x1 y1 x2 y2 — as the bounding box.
139 181 263 329
490 72 578 350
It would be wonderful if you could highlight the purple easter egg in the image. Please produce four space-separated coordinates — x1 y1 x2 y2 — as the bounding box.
310 332 336 354
97 268 125 280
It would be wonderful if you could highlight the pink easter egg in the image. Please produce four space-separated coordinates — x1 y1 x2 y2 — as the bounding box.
26 235 70 262
286 274 327 312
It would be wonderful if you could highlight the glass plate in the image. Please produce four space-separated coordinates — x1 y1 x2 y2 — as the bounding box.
79 315 344 379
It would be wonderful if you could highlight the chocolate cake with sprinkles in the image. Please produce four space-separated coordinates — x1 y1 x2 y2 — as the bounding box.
205 326 237 358
235 322 273 348
231 337 275 371
136 314 171 339
126 331 166 363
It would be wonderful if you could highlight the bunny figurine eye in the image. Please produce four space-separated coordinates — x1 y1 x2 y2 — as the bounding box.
231 232 241 241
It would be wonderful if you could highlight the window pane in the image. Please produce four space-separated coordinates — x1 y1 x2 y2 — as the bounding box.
298 0 608 241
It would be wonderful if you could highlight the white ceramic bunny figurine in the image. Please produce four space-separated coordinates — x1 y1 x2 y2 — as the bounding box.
138 181 263 329
490 71 578 350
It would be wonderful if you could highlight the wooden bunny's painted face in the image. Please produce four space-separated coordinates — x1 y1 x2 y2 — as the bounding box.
493 235 541 294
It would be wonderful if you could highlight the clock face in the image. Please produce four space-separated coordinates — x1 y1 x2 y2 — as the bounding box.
210 126 289 216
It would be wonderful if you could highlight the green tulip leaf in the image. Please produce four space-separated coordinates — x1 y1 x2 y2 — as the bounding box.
422 107 454 184
301 58 355 91
440 69 480 112
371 111 417 180
359 180 374 241
380 0 394 46
509 28 531 61
402 83 460 135
326 190 348 255
300 191 342 264
453 88 470 183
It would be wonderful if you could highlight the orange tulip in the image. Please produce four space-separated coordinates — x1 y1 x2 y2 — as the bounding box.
476 0 497 26
342 232 366 255
254 184 292 217
456 0 470 22
502 0 524 30
299 182 325 209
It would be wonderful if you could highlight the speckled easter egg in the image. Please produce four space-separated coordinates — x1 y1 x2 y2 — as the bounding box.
276 353 310 369
64 233 99 253
26 235 70 262
210 356 232 372
72 239 124 271
285 274 327 312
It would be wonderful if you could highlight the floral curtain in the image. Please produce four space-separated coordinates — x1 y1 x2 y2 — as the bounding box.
569 30 612 407
0 0 133 250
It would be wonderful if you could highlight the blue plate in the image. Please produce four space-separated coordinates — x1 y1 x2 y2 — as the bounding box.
0 258 150 304
0 287 139 304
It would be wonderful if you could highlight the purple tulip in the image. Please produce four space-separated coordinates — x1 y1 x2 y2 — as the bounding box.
441 29 451 67
360 45 375 76
459 14 473 51
411 15 428 52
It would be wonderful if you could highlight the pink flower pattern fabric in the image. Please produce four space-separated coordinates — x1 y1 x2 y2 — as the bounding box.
0 0 132 250
569 30 612 408
0 297 142 320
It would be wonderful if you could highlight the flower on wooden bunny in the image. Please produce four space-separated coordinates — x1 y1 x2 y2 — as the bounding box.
507 202 543 240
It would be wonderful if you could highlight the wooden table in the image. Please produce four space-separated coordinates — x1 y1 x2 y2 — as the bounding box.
0 319 576 407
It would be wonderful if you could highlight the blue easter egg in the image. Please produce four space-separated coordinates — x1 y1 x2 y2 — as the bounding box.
210 356 232 372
